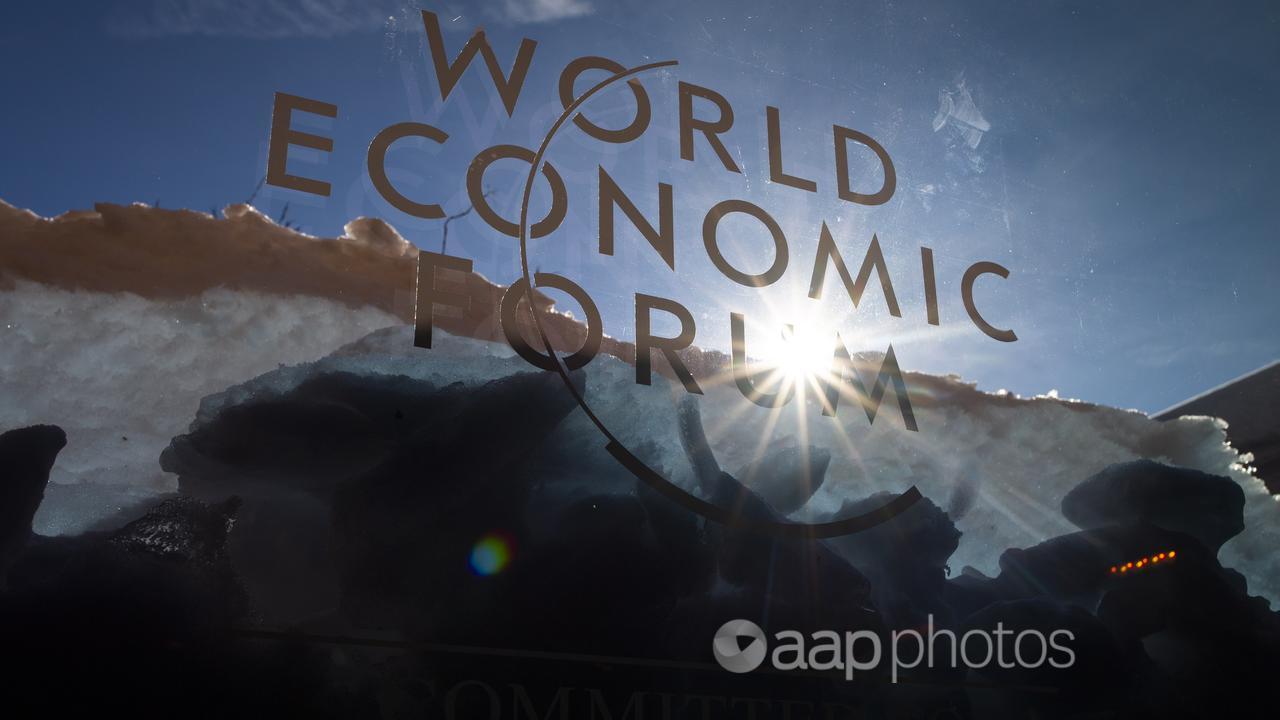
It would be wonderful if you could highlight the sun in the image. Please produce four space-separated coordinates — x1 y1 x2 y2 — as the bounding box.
760 324 835 384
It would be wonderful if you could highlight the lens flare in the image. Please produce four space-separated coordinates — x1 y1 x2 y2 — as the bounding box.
468 532 513 576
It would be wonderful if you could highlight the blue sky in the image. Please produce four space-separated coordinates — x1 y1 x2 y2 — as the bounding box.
2 0 1277 415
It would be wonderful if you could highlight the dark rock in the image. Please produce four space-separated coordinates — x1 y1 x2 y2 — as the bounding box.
1094 546 1280 717
0 486 365 718
220 491 341 624
944 566 1006 620
330 369 586 632
461 489 717 656
822 491 961 628
108 495 241 567
956 513 1280 712
5 493 250 626
734 439 831 514
990 523 1205 611
1094 535 1280 644
0 424 67 586
163 371 460 498
1061 460 1245 552
962 599 1145 718
162 368 586 627
675 396 874 619
1 542 370 717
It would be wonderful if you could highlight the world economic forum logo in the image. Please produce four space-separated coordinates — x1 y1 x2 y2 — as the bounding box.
712 619 768 674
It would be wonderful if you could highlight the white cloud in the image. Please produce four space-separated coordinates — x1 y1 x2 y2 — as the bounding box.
106 0 595 37
106 0 408 39
492 0 594 24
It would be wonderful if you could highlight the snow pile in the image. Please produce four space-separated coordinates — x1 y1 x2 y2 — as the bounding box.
187 324 1279 606
1 197 1274 604
0 281 398 533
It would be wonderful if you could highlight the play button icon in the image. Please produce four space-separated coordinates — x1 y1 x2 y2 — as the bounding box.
712 619 767 673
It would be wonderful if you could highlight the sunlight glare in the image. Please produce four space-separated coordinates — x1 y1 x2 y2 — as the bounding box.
760 324 835 384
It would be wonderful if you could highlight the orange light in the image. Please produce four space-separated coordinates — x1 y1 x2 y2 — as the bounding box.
1112 550 1177 577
